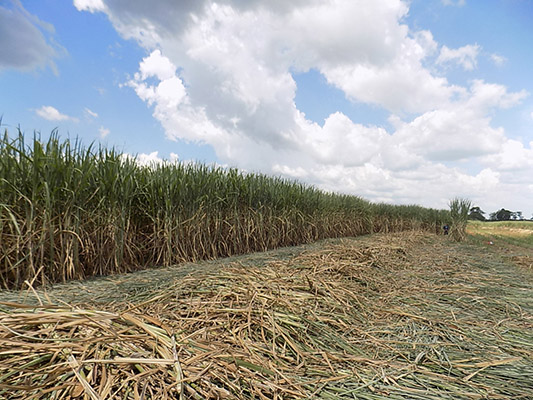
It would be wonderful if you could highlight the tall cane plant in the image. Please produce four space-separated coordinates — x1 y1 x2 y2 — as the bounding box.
449 198 472 241
0 130 451 288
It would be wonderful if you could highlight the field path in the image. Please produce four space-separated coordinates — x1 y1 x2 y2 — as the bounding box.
1 232 532 399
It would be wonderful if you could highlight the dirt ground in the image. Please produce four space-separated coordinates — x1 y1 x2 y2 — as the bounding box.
1 231 532 399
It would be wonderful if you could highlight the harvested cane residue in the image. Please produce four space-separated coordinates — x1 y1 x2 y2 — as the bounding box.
1 232 532 399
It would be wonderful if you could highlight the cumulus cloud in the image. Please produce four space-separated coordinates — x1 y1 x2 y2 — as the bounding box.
437 44 481 71
391 80 528 162
324 60 457 114
36 106 78 122
76 0 532 214
394 110 502 162
136 151 162 165
481 140 533 173
73 0 106 13
466 80 528 111
0 0 62 73
126 50 187 108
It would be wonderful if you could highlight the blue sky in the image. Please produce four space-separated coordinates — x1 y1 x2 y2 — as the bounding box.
1 0 532 218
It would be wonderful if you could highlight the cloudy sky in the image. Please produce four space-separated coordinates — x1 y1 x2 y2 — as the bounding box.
1 0 533 218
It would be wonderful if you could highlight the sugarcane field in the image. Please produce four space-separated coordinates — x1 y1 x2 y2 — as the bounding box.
4 1 533 399
0 134 532 399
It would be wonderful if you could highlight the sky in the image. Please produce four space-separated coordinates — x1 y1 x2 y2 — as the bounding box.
1 0 533 219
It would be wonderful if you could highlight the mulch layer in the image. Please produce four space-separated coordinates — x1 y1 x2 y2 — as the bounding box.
1 232 532 399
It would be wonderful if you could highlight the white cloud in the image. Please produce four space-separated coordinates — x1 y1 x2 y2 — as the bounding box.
136 151 162 165
481 139 533 172
0 1 61 72
442 0 466 6
98 126 110 138
36 106 77 122
73 0 106 13
324 59 458 114
437 44 480 71
304 112 388 167
394 109 504 162
123 151 180 167
169 152 179 163
278 0 410 70
127 51 187 109
390 80 528 162
490 53 506 67
466 80 528 111
76 0 533 215
136 49 176 81
85 107 98 118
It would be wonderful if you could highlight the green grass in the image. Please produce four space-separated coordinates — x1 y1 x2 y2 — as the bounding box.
0 131 449 289
467 220 533 248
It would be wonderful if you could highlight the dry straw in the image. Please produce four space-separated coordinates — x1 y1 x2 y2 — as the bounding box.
1 232 531 399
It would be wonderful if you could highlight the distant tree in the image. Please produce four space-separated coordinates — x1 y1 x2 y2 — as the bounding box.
511 211 524 221
490 208 512 221
468 206 486 221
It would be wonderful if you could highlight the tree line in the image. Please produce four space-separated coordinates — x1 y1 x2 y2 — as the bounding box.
468 207 530 221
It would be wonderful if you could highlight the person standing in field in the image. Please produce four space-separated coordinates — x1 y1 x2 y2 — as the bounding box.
443 224 450 235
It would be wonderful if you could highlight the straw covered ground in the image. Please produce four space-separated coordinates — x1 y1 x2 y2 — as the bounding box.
0 231 532 399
